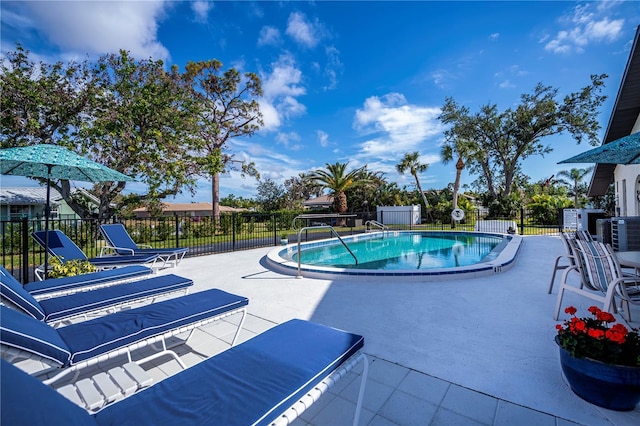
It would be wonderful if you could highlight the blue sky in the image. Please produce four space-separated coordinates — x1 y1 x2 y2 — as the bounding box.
1 1 639 203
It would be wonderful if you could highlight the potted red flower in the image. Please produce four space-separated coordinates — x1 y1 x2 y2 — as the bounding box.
556 306 640 410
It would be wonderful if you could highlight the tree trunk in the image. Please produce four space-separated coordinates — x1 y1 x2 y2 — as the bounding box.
452 157 465 210
413 172 430 221
334 192 347 226
451 157 465 229
211 173 220 217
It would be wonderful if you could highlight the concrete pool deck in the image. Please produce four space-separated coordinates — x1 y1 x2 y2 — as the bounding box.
16 234 639 425
158 234 640 425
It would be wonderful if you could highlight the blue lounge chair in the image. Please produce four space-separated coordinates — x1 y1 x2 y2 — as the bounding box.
32 230 159 279
3 265 153 299
0 288 248 385
100 224 189 268
1 319 367 425
1 265 192 325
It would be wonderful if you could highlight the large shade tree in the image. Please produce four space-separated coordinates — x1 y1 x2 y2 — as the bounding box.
309 162 364 217
81 51 201 218
438 75 607 215
183 60 263 217
1 46 203 219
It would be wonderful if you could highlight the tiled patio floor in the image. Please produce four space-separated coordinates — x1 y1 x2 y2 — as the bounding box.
15 235 640 425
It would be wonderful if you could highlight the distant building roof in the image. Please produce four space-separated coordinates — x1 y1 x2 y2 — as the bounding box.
133 202 244 213
303 195 334 207
0 187 62 206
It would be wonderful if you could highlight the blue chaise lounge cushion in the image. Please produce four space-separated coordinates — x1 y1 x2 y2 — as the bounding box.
94 319 364 425
37 274 193 322
0 265 46 320
0 320 364 426
0 306 70 365
24 265 152 296
1 359 95 426
57 288 248 365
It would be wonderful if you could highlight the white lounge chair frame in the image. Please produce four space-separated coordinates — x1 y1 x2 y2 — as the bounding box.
2 305 247 386
271 352 369 426
548 231 577 294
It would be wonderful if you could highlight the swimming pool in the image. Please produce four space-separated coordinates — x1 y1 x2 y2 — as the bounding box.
266 231 522 281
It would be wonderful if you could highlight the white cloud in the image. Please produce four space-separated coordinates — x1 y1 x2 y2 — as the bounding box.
323 45 343 91
258 26 282 47
490 33 500 40
259 55 307 131
191 1 211 23
276 131 302 151
23 1 170 61
317 130 329 147
258 100 281 131
353 93 442 162
499 80 515 89
285 11 322 48
543 4 624 54
430 69 456 89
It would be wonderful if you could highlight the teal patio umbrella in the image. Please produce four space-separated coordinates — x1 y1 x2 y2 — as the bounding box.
0 144 135 278
558 132 640 165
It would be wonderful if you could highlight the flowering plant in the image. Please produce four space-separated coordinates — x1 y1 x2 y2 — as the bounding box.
556 306 640 367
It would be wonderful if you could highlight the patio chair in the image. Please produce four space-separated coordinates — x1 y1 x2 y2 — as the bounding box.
99 224 189 268
21 265 153 300
553 239 640 321
0 288 248 386
32 230 159 280
1 319 367 426
548 231 578 294
575 229 594 242
1 265 192 326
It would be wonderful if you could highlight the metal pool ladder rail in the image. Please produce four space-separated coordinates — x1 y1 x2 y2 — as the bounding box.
296 225 358 278
365 220 388 233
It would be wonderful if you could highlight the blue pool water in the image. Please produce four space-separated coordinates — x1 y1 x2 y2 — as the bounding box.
292 232 504 270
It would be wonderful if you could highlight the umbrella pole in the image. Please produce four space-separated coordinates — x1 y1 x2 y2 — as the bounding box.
43 165 52 280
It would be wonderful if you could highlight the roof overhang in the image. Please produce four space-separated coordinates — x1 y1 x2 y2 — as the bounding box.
588 25 640 196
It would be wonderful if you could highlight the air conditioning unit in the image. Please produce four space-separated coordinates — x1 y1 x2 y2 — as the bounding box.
611 217 640 251
595 219 612 245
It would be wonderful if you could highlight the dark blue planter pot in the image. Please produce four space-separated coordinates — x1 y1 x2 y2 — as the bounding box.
556 336 640 411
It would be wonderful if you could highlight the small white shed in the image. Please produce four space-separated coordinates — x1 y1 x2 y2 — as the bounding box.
376 205 421 225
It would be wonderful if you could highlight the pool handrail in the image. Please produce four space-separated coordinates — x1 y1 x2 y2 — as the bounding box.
296 225 358 278
365 220 388 233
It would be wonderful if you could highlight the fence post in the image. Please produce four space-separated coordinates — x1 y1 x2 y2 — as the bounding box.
520 208 525 235
273 213 277 245
232 213 236 251
174 213 179 248
21 217 29 284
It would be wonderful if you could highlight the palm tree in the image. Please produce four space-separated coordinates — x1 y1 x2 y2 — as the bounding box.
441 139 475 211
557 167 594 208
396 152 430 214
309 162 363 217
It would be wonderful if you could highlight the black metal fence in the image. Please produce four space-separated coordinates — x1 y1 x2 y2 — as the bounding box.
1 208 561 283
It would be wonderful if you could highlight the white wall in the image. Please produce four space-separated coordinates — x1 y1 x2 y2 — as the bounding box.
613 115 640 217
